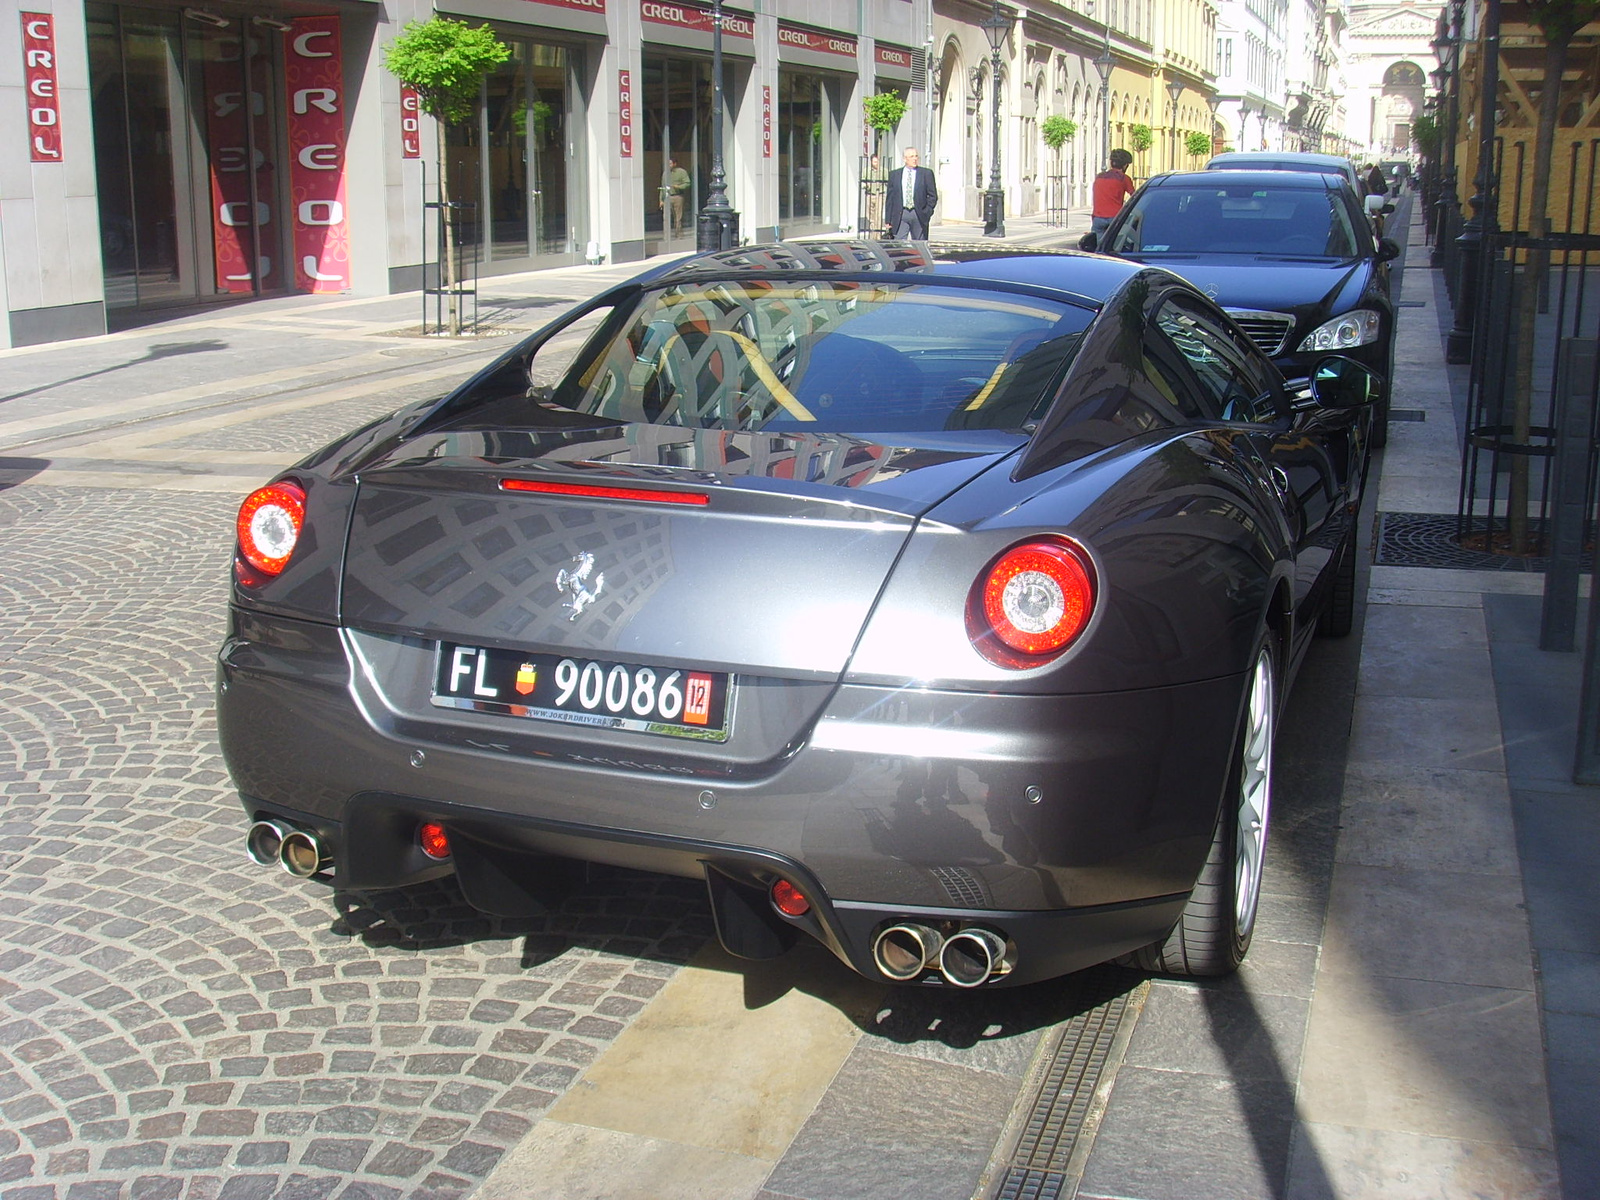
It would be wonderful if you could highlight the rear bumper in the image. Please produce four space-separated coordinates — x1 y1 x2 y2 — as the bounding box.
219 608 1246 984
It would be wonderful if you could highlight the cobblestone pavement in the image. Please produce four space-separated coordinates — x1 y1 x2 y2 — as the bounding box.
0 309 720 1198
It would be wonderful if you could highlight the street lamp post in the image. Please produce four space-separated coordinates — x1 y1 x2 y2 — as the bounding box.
1205 93 1221 158
981 2 1012 237
1431 9 1462 272
1166 79 1183 172
1093 46 1114 173
1238 102 1250 150
696 0 739 251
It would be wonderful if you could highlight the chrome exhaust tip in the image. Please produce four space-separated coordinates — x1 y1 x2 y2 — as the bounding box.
872 923 945 982
938 927 1011 988
246 819 290 867
278 829 329 878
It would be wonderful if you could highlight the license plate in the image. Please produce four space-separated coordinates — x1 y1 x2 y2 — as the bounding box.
432 643 731 741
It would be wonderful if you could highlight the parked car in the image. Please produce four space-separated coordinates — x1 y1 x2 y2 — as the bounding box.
1205 150 1363 194
1081 169 1400 446
218 241 1379 988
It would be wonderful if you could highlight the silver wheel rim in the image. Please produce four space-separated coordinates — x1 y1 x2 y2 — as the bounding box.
1235 647 1274 940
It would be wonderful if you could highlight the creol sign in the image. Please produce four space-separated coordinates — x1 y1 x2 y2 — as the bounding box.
20 13 61 162
875 45 912 71
640 2 754 39
285 16 351 293
778 25 857 57
400 85 421 158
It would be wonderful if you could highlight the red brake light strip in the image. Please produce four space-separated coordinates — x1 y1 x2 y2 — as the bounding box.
500 478 710 506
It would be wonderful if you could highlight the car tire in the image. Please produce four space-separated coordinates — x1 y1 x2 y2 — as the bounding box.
1316 536 1357 638
1132 638 1276 977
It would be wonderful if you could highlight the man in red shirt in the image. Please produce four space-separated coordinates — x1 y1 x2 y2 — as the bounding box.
1091 149 1135 235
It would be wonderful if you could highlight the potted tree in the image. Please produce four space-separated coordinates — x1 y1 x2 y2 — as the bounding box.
384 18 509 335
1041 115 1077 220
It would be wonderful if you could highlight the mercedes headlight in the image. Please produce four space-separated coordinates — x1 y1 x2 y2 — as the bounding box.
1298 309 1382 352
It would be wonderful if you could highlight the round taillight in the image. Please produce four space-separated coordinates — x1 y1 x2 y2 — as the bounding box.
418 822 451 861
771 879 810 917
236 481 306 577
973 539 1095 663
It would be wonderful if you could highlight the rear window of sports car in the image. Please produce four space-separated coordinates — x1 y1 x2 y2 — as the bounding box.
532 281 1093 434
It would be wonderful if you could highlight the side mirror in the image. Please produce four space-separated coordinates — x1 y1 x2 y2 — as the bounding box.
1376 238 1401 262
1078 232 1099 252
1309 356 1382 409
1364 194 1386 214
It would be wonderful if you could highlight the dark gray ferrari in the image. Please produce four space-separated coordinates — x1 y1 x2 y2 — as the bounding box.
218 241 1377 989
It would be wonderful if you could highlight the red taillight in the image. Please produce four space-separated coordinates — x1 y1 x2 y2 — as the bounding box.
500 478 710 506
236 480 306 578
418 822 451 861
771 879 810 917
970 539 1095 665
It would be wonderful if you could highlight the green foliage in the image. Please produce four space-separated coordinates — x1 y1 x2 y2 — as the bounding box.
1411 113 1440 156
863 91 909 132
1128 123 1154 152
1526 0 1600 43
384 18 509 126
1041 115 1078 150
1185 130 1212 157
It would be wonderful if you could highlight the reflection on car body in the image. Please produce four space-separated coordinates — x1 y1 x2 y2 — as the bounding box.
219 241 1378 989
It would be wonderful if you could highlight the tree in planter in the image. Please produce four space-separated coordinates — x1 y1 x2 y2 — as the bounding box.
1128 123 1153 176
1041 115 1076 214
863 91 909 159
384 18 509 335
1505 0 1600 553
1184 130 1211 161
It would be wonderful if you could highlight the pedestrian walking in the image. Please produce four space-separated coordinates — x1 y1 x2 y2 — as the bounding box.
884 147 938 240
665 158 691 236
1091 148 1135 235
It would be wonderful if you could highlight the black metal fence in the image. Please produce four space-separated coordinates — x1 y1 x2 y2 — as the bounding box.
1457 137 1600 573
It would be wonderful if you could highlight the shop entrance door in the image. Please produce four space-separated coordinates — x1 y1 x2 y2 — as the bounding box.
640 55 717 257
449 40 584 273
87 3 289 313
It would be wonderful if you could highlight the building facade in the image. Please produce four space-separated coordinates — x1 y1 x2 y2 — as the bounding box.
1 0 935 347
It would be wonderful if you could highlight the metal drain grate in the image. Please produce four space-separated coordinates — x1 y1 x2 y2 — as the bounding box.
1376 511 1593 572
1388 409 1426 422
1396 299 1427 307
987 966 1146 1200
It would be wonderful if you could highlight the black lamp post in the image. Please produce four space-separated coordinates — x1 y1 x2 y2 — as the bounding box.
1448 0 1498 365
1431 9 1462 271
696 0 739 251
1238 102 1250 149
981 2 1012 237
1166 79 1183 171
1205 93 1221 159
1093 46 1114 173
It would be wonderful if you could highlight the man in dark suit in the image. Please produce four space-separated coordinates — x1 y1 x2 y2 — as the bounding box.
883 147 937 239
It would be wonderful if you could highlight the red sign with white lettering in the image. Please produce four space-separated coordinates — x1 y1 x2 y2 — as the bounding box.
204 32 278 293
285 16 351 293
777 24 857 57
400 85 421 158
618 70 634 157
762 85 771 158
21 13 61 162
875 44 911 71
640 1 754 39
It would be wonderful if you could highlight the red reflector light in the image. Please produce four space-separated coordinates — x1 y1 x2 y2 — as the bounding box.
972 539 1096 664
417 822 451 861
236 480 306 577
771 880 810 917
501 478 709 506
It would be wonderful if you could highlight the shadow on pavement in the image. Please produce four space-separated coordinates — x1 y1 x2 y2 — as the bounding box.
0 339 229 405
0 457 48 489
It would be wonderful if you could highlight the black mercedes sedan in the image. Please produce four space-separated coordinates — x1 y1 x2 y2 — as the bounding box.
1080 170 1399 445
218 242 1378 989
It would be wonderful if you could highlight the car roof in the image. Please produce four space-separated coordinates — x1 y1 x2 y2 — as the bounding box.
649 240 1143 306
1206 151 1355 172
1144 169 1341 191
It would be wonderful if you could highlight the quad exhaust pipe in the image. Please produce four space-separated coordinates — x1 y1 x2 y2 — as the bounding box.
246 819 330 878
872 922 1013 986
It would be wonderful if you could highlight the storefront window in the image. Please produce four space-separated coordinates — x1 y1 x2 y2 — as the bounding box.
778 72 832 229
